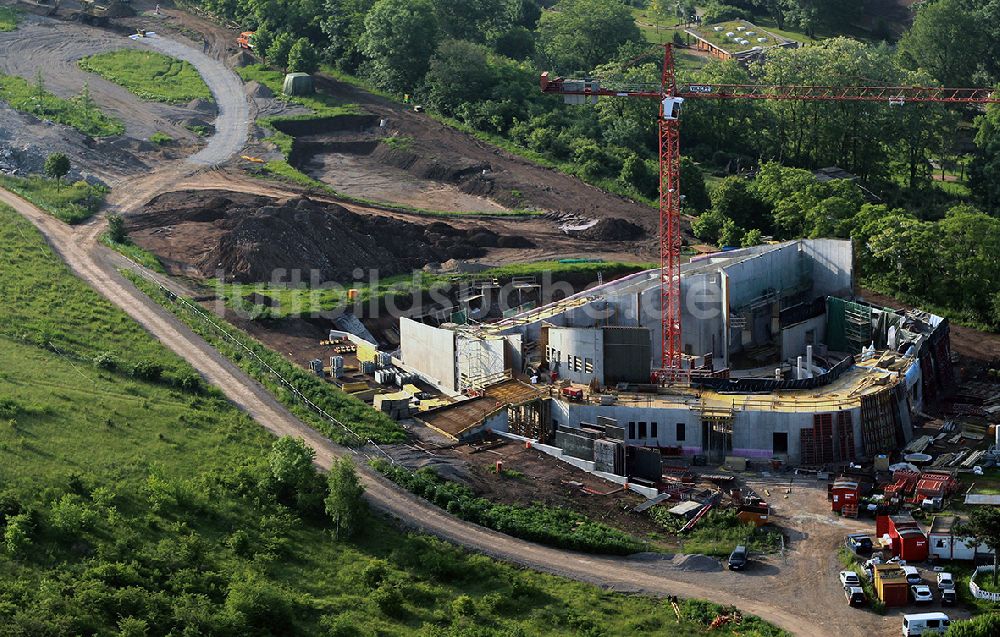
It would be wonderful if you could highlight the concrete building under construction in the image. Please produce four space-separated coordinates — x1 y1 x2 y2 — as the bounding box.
398 240 954 466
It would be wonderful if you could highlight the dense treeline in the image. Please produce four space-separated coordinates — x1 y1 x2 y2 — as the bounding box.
193 0 1000 328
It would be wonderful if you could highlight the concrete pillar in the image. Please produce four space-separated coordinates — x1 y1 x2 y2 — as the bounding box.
797 356 804 380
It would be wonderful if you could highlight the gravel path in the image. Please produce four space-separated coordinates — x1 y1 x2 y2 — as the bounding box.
136 32 250 166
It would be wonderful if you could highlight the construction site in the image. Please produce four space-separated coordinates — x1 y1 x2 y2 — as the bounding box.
1 1 999 635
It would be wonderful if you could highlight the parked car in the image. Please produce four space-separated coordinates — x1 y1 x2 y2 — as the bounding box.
902 612 950 636
936 572 954 589
910 585 934 604
846 533 874 555
728 545 748 571
845 585 867 607
939 588 956 606
903 565 922 585
840 571 862 588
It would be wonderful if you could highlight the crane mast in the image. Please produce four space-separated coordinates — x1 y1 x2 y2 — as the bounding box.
541 43 999 382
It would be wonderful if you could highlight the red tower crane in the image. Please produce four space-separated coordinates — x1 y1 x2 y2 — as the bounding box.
541 43 1000 381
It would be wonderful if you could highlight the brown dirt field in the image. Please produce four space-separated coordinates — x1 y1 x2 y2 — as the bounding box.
438 438 666 541
309 73 663 243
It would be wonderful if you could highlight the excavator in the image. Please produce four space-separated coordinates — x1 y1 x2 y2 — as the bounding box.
237 30 255 50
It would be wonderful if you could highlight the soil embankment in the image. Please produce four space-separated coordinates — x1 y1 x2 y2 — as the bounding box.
128 189 537 282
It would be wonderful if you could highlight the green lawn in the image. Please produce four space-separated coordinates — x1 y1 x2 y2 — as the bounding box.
238 64 360 118
688 19 788 52
0 199 789 636
0 203 188 381
0 73 125 137
208 260 651 319
78 49 213 104
0 6 20 31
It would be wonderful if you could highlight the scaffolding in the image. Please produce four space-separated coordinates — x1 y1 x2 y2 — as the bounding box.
845 303 872 354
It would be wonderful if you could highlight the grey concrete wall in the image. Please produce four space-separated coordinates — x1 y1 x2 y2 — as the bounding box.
724 243 804 310
780 314 827 362
552 397 871 463
547 326 603 384
553 400 703 452
400 318 457 392
801 239 853 298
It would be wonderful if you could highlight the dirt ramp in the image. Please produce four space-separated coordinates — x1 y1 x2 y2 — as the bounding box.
131 190 539 283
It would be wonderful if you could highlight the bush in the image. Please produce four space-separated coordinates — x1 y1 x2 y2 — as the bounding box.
94 351 119 371
373 584 406 618
370 459 643 554
149 131 172 145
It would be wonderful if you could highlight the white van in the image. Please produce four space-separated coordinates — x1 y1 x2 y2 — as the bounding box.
902 613 950 636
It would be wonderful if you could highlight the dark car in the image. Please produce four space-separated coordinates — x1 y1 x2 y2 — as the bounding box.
845 585 867 607
846 533 874 555
728 545 748 571
940 588 957 606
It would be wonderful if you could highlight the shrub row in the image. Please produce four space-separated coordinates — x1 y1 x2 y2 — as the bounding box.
371 459 644 555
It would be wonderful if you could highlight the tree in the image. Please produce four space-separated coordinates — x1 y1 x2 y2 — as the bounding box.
359 0 439 92
433 0 509 42
680 157 710 214
320 0 375 72
425 40 495 115
324 457 366 539
691 208 727 244
956 507 1000 589
970 101 1000 214
619 153 658 200
717 217 745 247
741 228 764 247
44 153 70 189
897 0 986 87
709 176 768 233
536 0 640 74
252 24 274 64
268 436 317 495
287 37 320 74
267 32 294 71
107 214 127 244
4 513 33 556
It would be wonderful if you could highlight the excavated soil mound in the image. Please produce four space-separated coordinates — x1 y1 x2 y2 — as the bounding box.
130 190 514 283
580 217 646 241
229 50 256 67
244 81 273 99
670 554 723 572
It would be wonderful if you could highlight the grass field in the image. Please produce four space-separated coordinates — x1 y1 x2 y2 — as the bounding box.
0 204 190 381
0 199 788 636
0 174 106 224
78 49 213 104
0 6 20 31
0 73 125 137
